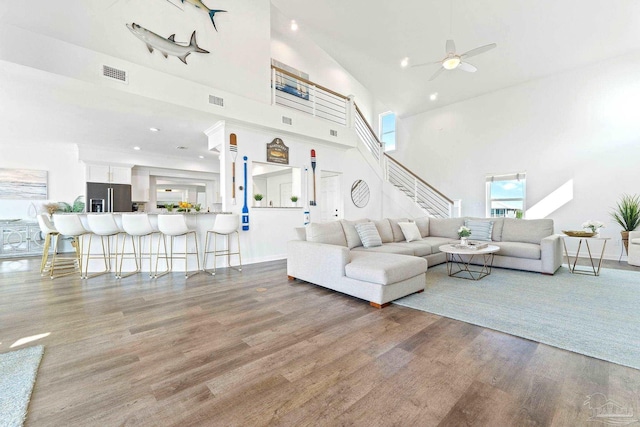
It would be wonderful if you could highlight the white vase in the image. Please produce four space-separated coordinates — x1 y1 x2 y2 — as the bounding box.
254 200 262 207
291 201 298 207
460 236 469 246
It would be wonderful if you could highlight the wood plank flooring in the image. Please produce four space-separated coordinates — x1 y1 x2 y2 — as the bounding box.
1 257 639 426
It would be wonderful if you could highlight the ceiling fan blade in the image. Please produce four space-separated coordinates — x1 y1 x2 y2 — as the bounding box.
460 43 496 59
410 60 441 68
429 66 445 81
457 61 477 72
446 39 456 55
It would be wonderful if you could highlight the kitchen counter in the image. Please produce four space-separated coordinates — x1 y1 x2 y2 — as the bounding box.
64 212 230 273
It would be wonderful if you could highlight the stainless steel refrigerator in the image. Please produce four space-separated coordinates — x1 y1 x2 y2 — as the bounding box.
87 182 133 212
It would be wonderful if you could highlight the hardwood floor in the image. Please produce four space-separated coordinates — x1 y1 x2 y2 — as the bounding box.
1 257 639 426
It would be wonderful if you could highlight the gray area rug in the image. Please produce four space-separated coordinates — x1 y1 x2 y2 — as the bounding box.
0 345 44 427
394 265 640 370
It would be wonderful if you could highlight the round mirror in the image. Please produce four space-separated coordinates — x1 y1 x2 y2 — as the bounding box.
351 179 370 208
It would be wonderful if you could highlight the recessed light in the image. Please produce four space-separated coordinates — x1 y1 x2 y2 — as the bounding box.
149 127 159 132
430 92 438 101
400 57 409 68
133 146 141 150
290 20 298 31
199 155 204 159
176 146 187 150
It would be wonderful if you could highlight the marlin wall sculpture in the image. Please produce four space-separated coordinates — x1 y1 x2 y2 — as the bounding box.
181 0 226 31
126 23 209 64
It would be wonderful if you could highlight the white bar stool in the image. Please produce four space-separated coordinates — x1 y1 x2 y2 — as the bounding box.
118 214 161 279
156 214 201 279
86 214 124 279
52 214 91 279
203 214 242 276
37 214 77 278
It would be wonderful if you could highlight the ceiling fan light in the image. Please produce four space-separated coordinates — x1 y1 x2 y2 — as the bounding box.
442 57 460 70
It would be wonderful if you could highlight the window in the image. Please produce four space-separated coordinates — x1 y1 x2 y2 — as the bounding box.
486 172 526 218
379 112 396 151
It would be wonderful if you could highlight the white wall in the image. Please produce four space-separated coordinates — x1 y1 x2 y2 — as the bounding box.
394 52 640 259
270 9 375 122
0 142 85 219
0 0 272 104
208 121 384 264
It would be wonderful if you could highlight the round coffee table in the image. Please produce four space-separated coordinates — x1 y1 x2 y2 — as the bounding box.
439 244 500 280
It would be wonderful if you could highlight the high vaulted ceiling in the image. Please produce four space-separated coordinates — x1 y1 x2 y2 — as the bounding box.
271 0 640 117
1 0 640 160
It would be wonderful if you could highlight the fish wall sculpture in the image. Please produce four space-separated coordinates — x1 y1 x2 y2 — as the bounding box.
181 0 226 31
127 23 209 64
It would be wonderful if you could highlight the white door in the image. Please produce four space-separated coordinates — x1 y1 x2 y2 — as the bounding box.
280 182 292 207
320 173 341 221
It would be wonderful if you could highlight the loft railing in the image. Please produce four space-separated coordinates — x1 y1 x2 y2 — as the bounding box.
353 105 456 218
267 66 457 217
271 66 349 126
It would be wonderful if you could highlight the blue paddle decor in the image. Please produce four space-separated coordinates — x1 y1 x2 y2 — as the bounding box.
242 156 249 230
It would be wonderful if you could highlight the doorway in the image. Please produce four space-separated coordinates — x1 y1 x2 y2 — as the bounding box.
320 171 342 221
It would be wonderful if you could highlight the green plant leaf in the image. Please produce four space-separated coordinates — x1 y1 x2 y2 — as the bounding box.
610 194 640 231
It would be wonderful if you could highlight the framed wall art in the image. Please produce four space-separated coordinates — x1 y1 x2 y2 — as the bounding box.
0 168 48 200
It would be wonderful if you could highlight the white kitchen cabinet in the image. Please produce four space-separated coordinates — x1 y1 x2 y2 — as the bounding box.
86 164 131 184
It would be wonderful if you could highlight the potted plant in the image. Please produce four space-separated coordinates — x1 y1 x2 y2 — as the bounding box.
457 225 471 246
253 194 264 207
58 196 86 213
290 195 299 207
610 194 640 254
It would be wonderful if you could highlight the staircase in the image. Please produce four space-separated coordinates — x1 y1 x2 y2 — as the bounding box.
353 105 457 218
271 68 458 218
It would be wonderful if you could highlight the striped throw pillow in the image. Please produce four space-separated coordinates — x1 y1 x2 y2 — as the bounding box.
464 219 494 242
355 222 383 248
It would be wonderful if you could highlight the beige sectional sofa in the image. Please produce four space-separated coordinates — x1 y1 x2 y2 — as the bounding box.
287 216 563 307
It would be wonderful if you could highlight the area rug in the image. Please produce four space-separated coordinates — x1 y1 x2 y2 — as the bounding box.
0 345 44 427
394 265 640 370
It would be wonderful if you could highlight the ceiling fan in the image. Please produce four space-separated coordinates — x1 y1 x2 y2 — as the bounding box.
411 39 496 81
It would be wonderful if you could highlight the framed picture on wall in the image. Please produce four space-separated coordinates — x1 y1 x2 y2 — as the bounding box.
0 168 48 199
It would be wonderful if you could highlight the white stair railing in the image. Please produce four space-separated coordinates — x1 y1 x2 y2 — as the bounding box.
353 105 456 218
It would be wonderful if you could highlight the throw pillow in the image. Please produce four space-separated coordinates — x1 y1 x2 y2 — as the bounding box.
355 222 383 248
398 222 422 242
388 218 410 242
340 219 369 249
464 219 494 242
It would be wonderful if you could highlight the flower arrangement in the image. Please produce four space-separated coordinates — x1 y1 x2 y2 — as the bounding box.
582 220 604 233
43 202 60 216
253 194 264 201
457 226 471 238
178 201 193 212
290 196 299 203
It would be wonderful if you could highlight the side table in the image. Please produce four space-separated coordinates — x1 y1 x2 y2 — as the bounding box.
561 235 610 276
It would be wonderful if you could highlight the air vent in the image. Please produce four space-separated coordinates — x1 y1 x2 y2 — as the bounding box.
282 116 293 125
102 65 128 84
330 129 338 137
209 95 224 107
